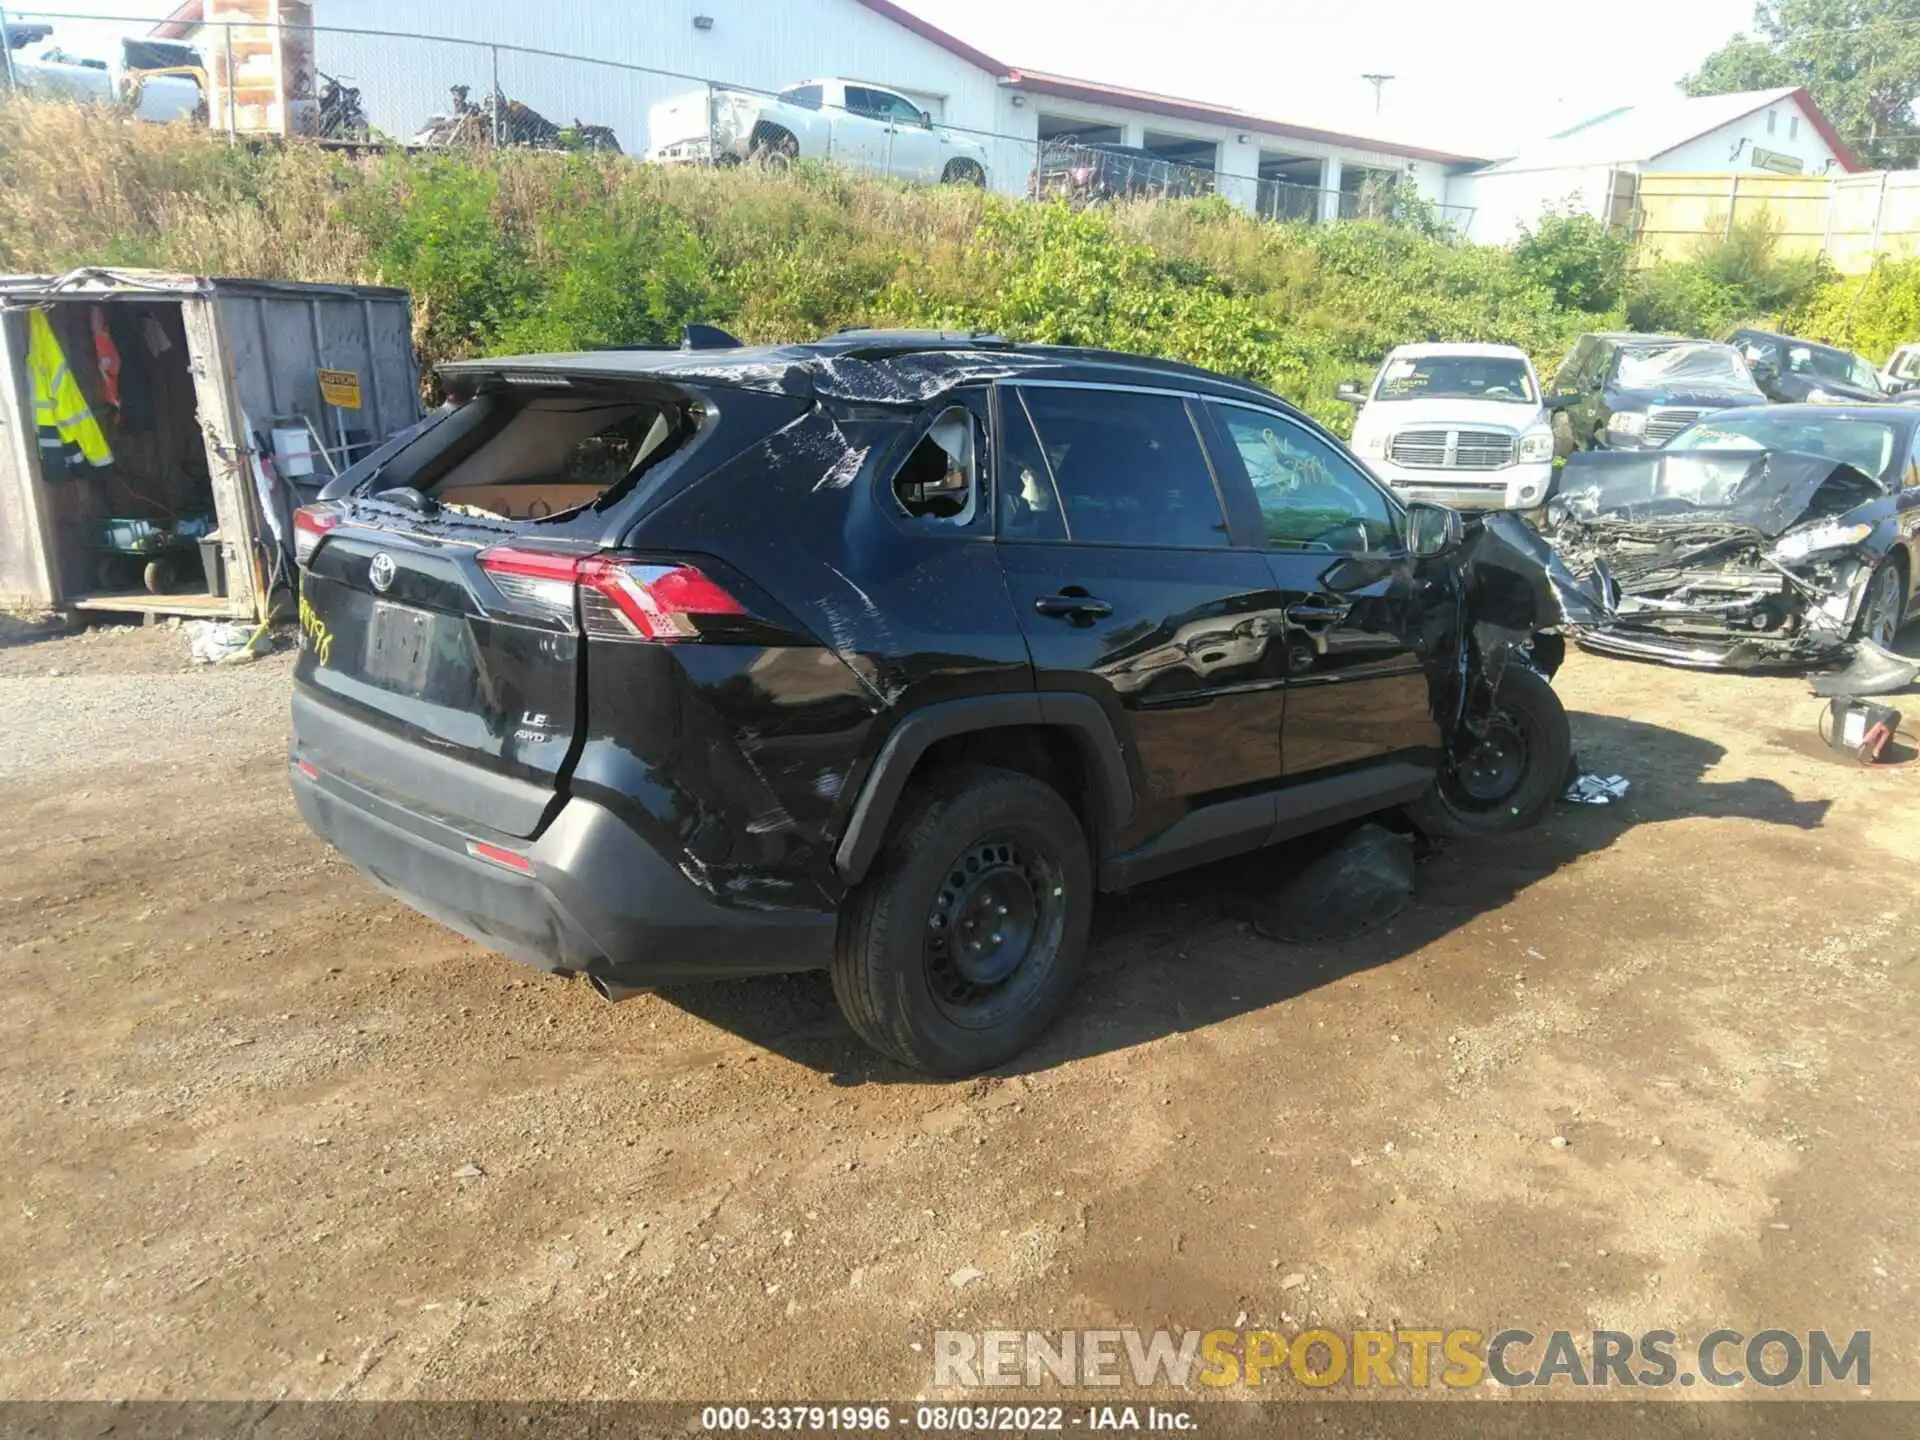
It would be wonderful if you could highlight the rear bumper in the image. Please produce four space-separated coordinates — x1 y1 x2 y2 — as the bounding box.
291 759 836 985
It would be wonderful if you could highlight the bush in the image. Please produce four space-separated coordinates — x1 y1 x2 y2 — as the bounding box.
1512 210 1630 314
1626 215 1826 337
1785 257 1920 363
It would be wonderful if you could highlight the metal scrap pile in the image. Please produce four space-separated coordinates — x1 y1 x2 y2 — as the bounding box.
409 85 620 154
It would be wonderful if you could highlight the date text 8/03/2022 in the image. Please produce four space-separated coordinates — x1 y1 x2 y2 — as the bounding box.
696 1404 1196 1431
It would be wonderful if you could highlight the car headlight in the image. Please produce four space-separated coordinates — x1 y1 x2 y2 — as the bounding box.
1605 411 1647 440
1518 425 1555 462
1357 432 1387 459
1771 521 1874 562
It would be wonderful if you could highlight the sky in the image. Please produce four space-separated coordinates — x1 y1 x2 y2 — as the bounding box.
14 0 1763 157
894 0 1762 155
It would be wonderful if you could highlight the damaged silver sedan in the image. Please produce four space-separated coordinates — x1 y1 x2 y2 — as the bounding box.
1546 404 1920 669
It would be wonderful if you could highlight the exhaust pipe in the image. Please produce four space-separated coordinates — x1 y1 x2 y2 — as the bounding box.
588 973 648 1004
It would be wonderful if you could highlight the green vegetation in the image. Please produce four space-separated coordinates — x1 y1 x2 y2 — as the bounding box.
0 98 1902 434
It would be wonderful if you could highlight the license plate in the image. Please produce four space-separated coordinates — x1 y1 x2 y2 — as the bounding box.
362 600 434 695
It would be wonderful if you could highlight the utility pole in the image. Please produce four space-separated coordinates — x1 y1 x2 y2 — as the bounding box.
1361 73 1395 114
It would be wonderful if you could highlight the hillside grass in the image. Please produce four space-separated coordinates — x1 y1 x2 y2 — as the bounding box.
2 99 1893 431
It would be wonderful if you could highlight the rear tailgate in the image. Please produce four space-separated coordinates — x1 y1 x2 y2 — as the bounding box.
295 515 587 839
648 89 716 158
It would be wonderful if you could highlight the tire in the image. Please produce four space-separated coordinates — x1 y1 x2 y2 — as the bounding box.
749 131 798 172
832 765 1092 1076
1550 410 1576 459
1409 666 1572 838
1853 558 1907 648
942 158 986 187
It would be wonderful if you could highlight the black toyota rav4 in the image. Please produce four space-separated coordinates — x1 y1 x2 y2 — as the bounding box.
290 331 1591 1075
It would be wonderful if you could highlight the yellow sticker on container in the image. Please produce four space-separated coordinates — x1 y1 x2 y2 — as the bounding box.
317 367 362 409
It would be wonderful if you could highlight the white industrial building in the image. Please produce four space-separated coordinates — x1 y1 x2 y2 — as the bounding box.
1449 87 1863 244
153 0 1482 220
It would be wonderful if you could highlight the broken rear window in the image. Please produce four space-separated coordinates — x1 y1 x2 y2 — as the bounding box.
397 393 691 521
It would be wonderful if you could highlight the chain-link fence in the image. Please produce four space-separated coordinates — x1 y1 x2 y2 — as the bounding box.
3 9 1475 231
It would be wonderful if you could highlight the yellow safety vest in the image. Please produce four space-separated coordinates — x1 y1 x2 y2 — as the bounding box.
27 309 112 470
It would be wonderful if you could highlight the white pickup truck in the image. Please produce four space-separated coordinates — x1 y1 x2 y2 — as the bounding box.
1339 342 1558 511
7 28 202 123
649 78 990 187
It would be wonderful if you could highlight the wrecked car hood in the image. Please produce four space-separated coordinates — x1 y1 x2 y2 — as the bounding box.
1555 449 1887 538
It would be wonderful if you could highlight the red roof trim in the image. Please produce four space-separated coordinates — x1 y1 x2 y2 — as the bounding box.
851 0 1006 75
1004 69 1486 167
1789 87 1863 173
149 0 200 38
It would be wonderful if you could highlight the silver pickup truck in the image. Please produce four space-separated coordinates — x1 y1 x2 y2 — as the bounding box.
649 77 990 187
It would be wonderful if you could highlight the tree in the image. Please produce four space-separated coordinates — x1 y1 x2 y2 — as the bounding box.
1682 0 1920 169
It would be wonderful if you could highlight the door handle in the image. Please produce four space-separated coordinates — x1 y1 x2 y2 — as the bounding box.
1286 600 1352 625
1035 593 1114 622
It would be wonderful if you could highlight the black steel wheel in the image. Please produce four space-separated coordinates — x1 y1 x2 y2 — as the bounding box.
833 766 1091 1076
1410 665 1572 837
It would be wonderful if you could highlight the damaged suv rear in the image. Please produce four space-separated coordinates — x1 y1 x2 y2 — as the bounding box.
289 331 1582 1075
1549 404 1920 669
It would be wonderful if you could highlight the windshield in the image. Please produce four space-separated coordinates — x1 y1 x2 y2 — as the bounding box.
1614 343 1762 393
1664 410 1901 482
1786 343 1883 393
1373 355 1536 403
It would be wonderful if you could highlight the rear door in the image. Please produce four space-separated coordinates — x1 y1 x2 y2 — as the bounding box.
1200 400 1439 779
994 382 1288 849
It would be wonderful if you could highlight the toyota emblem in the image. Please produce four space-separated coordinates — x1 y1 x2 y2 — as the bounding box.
368 552 397 593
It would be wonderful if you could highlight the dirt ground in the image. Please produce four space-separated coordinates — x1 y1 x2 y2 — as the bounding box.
0 618 1916 1406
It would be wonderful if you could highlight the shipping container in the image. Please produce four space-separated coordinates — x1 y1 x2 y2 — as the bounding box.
0 267 421 621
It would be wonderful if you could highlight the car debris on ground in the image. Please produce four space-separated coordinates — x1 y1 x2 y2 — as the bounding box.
1563 772 1631 805
1246 824 1417 943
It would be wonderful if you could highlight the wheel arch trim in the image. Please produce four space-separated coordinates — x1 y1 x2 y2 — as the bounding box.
833 693 1135 885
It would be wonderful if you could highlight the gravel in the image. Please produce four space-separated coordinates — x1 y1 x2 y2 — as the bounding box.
0 651 293 779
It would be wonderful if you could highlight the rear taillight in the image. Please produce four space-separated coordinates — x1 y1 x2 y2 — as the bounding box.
579 558 746 640
293 504 343 566
476 546 747 641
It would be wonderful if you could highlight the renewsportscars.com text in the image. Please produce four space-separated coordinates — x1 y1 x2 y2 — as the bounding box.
933 1328 1870 1390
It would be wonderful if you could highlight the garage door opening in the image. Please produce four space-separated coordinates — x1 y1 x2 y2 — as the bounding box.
1258 151 1326 222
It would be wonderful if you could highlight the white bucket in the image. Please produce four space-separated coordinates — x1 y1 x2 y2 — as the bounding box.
272 427 316 478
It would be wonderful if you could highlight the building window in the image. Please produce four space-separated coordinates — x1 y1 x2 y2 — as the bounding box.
1790 116 1800 141
1767 110 1777 134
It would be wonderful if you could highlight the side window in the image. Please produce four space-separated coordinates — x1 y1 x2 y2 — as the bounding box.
843 86 882 118
1907 425 1920 488
1211 405 1397 555
997 389 1067 541
873 90 924 125
891 405 982 527
780 84 823 110
1015 387 1228 548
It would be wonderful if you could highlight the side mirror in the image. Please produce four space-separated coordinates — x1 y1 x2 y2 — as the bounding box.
1336 380 1367 407
1751 360 1779 386
919 110 934 128
1542 391 1577 412
1404 501 1463 559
